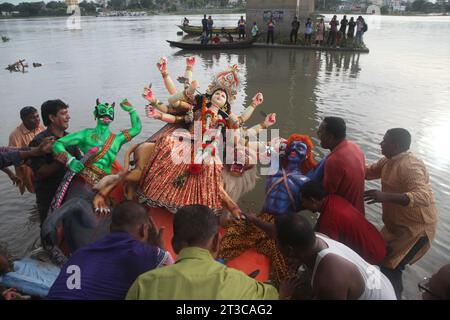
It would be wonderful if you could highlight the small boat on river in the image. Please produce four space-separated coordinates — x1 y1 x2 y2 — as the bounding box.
167 37 256 50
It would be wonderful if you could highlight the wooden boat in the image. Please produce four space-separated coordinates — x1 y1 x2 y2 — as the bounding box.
177 25 239 35
167 37 256 50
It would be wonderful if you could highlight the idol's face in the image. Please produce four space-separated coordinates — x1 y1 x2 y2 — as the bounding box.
287 141 307 163
95 103 115 124
211 90 227 108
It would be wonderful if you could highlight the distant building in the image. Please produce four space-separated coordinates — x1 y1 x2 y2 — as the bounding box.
391 0 406 11
370 0 384 7
1 11 19 16
337 1 354 12
96 0 107 8
367 4 381 14
246 0 314 37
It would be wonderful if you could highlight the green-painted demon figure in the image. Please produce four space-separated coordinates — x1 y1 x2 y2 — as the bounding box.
41 98 142 260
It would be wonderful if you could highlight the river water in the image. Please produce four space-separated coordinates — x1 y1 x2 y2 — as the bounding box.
1 14 449 300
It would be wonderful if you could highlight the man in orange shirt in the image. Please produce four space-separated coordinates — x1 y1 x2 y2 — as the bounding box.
8 106 45 193
317 116 366 215
365 128 437 299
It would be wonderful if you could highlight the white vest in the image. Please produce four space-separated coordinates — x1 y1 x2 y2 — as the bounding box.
311 234 396 300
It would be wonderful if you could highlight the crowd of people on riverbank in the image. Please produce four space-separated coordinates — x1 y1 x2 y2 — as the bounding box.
315 15 367 47
187 14 367 48
270 14 368 48
0 97 447 300
288 14 368 47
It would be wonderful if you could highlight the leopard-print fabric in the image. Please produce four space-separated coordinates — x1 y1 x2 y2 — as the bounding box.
219 212 297 285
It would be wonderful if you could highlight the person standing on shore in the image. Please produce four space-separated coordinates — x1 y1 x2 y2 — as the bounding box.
290 16 300 44
315 18 325 46
355 16 364 47
339 15 348 44
304 18 313 46
267 17 275 44
201 14 207 33
327 15 339 47
347 17 356 39
238 16 246 39
207 16 214 39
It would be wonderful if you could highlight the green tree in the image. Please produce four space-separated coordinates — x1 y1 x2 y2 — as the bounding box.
0 2 15 13
79 1 97 14
45 1 66 10
108 0 126 10
180 0 206 9
141 0 156 10
410 0 428 12
16 2 45 16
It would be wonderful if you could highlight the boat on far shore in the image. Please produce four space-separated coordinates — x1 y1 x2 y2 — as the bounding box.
177 25 239 35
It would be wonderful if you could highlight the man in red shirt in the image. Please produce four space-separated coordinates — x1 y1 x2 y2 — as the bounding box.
212 34 221 44
317 116 366 214
301 181 386 265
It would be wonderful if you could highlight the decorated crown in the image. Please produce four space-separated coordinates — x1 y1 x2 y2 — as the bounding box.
206 64 241 104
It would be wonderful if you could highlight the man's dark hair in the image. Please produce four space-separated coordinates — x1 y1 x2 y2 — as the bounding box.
110 201 149 232
276 213 316 250
323 116 346 140
301 181 327 201
386 128 411 152
41 99 69 127
173 205 218 247
20 106 38 121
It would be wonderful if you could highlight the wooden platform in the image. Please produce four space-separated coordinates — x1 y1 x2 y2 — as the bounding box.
253 43 370 53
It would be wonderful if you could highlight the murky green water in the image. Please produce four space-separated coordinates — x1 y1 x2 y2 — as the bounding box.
1 14 449 299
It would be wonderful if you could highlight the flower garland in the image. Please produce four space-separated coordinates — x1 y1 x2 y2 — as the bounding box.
173 96 226 188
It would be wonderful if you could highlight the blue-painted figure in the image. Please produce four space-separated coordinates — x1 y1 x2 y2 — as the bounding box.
263 139 311 215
